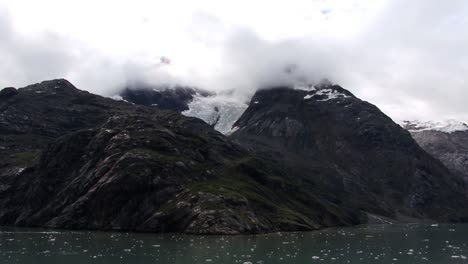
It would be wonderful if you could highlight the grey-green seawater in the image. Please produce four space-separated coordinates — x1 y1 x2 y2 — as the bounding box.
1 224 467 264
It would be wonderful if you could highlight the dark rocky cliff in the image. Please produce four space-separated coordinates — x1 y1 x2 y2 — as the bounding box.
230 85 468 222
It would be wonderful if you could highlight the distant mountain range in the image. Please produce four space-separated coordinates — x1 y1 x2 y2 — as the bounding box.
0 79 467 235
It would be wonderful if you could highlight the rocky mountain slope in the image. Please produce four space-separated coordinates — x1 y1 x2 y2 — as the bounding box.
0 79 467 235
0 79 361 234
402 120 468 183
230 84 468 222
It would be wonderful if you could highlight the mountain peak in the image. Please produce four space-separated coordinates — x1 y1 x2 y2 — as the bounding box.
20 79 80 94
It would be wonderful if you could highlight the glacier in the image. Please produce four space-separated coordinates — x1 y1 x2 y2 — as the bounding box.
182 93 248 135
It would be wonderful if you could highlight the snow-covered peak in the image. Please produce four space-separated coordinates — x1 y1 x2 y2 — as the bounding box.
315 89 350 101
402 119 468 133
303 88 350 101
182 93 248 135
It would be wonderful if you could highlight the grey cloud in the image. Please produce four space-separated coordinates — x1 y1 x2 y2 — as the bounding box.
0 7 76 88
187 0 468 121
336 0 468 121
0 5 126 95
1 1 467 121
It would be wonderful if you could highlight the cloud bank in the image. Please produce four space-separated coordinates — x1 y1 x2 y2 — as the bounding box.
0 0 467 121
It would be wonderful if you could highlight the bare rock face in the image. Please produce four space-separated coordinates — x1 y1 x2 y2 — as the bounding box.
402 120 468 183
230 85 468 222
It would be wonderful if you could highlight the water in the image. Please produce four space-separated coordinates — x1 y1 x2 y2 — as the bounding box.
0 224 467 263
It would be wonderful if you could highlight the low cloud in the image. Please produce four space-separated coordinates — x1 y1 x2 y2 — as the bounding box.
0 0 467 121
0 9 74 88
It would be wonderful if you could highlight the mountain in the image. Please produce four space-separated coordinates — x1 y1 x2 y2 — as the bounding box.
0 79 467 235
230 84 468 222
402 120 468 183
0 79 362 234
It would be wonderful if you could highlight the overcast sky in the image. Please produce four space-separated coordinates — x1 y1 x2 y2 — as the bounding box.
0 0 467 122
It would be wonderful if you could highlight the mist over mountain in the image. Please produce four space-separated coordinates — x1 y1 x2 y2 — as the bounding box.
1 0 468 122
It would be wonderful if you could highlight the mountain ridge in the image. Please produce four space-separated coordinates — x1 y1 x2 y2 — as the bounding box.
1 79 467 235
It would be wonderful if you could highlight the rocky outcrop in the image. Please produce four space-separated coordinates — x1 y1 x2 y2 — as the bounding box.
230 85 468 222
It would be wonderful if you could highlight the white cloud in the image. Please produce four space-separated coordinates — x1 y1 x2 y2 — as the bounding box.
0 0 466 121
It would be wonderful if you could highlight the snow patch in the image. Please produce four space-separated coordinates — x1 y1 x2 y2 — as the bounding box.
182 94 248 135
402 120 468 133
315 89 350 101
110 95 123 101
303 89 349 101
230 126 240 134
109 95 131 104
